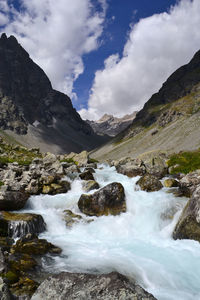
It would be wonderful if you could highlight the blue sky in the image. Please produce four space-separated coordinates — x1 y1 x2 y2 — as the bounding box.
74 0 178 112
1 0 200 120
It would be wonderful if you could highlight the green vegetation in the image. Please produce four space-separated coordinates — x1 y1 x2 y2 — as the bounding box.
168 149 200 174
60 158 74 163
0 137 42 166
88 158 99 163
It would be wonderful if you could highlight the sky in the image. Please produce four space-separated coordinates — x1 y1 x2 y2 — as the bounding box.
0 0 200 120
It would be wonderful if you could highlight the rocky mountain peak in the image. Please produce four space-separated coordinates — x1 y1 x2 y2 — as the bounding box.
0 33 108 153
87 112 137 137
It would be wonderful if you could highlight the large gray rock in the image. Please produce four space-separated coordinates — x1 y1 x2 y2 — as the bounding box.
173 185 200 242
0 248 5 273
0 277 11 300
31 272 156 300
116 160 145 177
0 212 46 238
78 182 126 216
136 174 163 192
82 180 100 192
178 170 200 197
0 188 29 210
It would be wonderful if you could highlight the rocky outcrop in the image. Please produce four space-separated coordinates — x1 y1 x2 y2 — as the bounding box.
0 33 109 154
87 112 137 137
78 182 126 216
0 212 46 238
82 180 99 192
173 186 200 242
136 174 163 192
31 271 156 300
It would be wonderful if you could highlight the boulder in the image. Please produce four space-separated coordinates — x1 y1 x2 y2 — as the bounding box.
178 170 200 197
64 164 80 180
173 186 200 242
0 277 12 300
138 151 168 178
82 180 99 192
73 151 89 166
0 248 5 273
31 272 156 300
78 182 126 216
11 235 62 256
116 159 145 177
0 237 13 251
163 178 179 188
8 253 37 273
0 212 46 238
10 277 39 298
136 174 163 192
84 167 95 173
63 210 83 227
42 180 71 195
79 170 94 181
0 189 29 210
85 162 97 169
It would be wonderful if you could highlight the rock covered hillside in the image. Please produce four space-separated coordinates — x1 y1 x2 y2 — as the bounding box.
0 33 109 154
91 48 200 161
86 112 137 137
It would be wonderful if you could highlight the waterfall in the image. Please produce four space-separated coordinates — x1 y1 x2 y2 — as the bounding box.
8 215 46 238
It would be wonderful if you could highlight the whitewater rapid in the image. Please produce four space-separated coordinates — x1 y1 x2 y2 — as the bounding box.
22 164 200 300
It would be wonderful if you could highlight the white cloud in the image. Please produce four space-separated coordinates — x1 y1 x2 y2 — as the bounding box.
80 0 200 120
0 0 106 98
0 12 8 25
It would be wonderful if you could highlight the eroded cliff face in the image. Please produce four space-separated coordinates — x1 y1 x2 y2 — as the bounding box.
0 33 109 153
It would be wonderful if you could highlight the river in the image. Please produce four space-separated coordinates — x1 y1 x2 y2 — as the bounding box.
21 164 200 300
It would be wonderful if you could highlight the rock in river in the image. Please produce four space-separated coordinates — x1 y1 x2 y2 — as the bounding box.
31 271 157 300
0 212 46 238
136 174 163 192
78 182 126 216
0 189 29 210
173 186 200 242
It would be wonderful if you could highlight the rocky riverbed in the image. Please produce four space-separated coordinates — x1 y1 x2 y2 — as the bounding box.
1 140 200 299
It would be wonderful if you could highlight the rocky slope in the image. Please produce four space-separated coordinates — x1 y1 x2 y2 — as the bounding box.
86 112 137 137
0 33 109 154
90 49 200 161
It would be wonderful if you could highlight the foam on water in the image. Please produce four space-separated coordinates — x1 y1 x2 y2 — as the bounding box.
23 164 200 300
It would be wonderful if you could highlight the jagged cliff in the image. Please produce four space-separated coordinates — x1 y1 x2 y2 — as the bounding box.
86 112 137 137
91 49 200 161
0 33 109 154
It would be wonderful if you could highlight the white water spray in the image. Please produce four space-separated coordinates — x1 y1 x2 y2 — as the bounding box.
22 164 200 300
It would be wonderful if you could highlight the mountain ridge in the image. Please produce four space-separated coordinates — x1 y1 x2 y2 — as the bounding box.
90 48 200 161
86 112 137 137
0 33 109 153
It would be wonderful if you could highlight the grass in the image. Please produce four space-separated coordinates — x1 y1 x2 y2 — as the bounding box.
168 149 200 174
88 158 99 163
0 138 42 166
